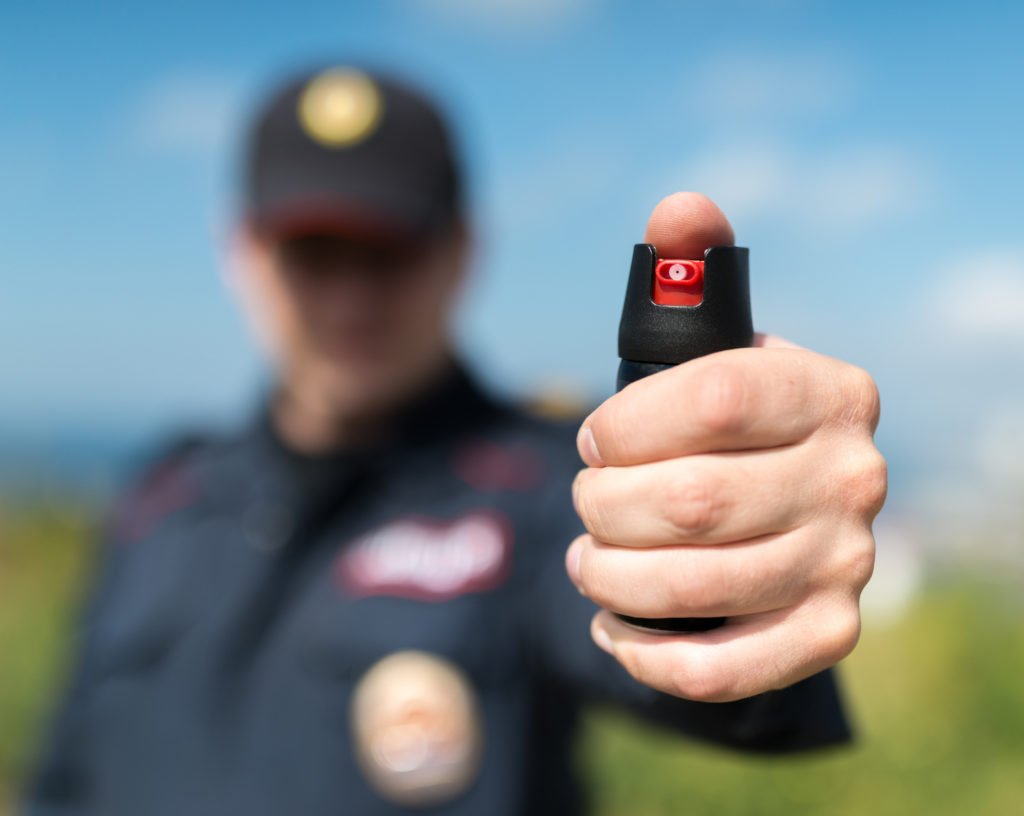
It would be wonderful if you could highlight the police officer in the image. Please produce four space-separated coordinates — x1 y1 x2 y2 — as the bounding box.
26 65 885 815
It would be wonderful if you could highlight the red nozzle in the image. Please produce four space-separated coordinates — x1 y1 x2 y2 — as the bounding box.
653 259 704 306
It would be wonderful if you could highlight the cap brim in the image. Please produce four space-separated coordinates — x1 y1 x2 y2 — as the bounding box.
248 195 428 246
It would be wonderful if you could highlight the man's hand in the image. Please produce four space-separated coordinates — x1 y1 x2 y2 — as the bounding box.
566 192 886 703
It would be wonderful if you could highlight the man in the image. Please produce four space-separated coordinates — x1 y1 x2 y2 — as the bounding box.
26 65 885 815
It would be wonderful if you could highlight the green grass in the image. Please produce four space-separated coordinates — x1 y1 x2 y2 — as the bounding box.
2 504 1022 815
580 580 1024 815
0 504 97 812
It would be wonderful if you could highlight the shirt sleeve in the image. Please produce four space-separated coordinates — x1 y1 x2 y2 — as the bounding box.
526 453 854 754
23 434 202 814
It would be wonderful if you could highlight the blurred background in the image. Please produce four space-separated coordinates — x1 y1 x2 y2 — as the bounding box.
1 1 1022 814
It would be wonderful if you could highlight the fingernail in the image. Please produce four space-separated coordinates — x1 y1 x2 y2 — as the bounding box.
565 538 584 593
592 621 614 655
571 470 583 515
577 426 603 467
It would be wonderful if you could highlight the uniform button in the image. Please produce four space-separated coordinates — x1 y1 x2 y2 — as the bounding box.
242 501 295 552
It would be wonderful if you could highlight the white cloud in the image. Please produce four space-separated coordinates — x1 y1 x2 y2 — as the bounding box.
418 0 586 31
975 402 1024 485
678 143 787 220
692 50 857 123
681 141 933 233
133 71 246 156
927 251 1024 347
909 400 1024 576
668 50 933 235
493 137 623 232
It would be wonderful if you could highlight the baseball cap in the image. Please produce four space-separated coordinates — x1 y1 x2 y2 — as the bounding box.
242 64 464 243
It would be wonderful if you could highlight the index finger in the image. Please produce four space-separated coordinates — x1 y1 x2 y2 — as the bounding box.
578 346 836 466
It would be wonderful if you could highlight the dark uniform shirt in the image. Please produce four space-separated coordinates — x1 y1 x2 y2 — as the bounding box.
26 363 851 816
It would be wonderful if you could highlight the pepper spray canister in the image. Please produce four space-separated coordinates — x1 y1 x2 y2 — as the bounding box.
615 243 754 633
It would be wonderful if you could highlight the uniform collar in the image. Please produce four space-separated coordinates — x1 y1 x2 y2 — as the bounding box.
218 360 502 550
249 358 500 468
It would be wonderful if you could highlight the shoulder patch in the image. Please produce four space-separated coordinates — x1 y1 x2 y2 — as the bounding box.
106 433 206 545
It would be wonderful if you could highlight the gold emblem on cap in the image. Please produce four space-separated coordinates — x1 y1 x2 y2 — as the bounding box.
351 650 483 806
298 68 382 147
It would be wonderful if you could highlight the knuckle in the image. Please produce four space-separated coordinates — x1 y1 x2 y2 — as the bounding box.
840 365 881 430
666 561 704 611
666 553 725 613
610 639 645 681
817 601 862 665
863 450 890 515
669 652 730 702
693 363 750 436
665 469 721 538
835 529 876 594
840 448 889 518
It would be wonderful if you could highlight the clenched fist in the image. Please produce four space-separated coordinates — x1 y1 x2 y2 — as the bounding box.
567 192 886 703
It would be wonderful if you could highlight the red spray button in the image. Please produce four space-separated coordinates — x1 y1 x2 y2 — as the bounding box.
652 259 704 306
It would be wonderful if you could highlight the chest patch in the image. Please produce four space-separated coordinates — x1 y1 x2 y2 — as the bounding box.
335 512 513 601
351 650 482 806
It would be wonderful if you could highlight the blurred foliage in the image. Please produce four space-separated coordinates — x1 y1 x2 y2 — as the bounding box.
0 504 97 812
580 577 1024 816
1 505 1022 815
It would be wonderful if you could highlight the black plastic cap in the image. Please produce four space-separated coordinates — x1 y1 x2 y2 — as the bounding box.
618 244 754 365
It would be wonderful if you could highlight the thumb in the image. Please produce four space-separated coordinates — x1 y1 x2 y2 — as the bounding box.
643 192 735 259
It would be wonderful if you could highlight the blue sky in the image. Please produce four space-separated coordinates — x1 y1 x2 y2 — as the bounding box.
2 1 1023 534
